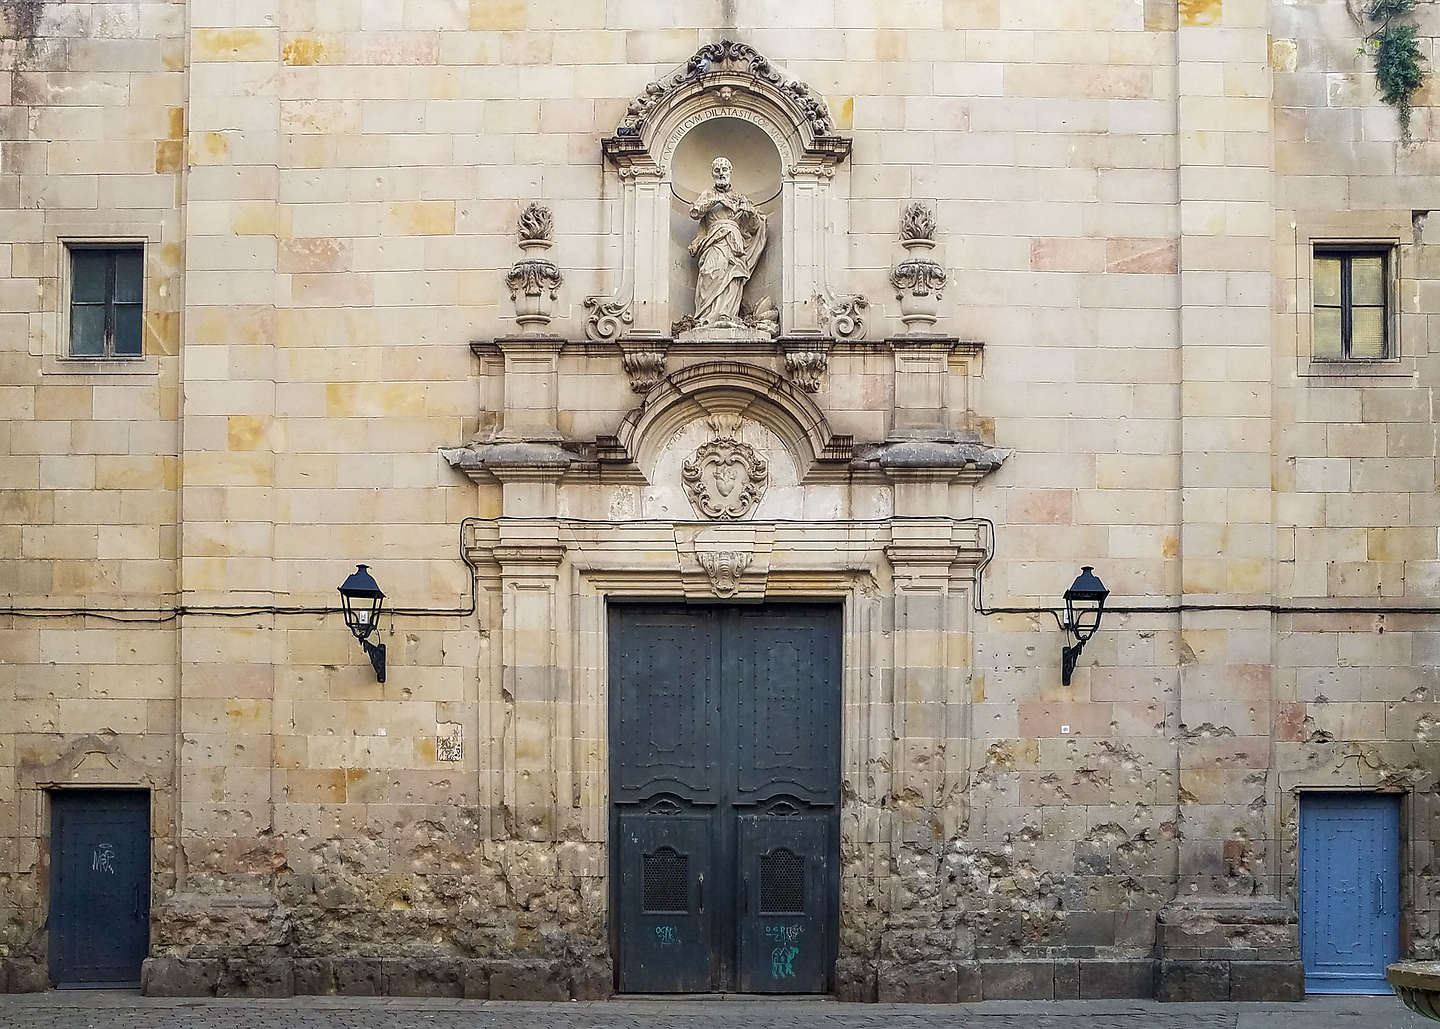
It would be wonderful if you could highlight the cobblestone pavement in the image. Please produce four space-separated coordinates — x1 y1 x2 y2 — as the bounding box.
0 994 1432 1029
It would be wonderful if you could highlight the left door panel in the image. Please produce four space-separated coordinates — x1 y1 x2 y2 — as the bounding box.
49 790 151 988
617 811 715 993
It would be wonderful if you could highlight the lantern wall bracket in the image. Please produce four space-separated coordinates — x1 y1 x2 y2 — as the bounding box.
360 638 387 684
1061 639 1085 687
338 563 388 685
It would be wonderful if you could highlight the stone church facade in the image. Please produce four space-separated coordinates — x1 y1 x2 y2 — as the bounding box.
2 0 1440 1004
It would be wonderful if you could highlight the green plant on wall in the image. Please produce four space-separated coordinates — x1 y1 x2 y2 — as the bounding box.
1364 0 1427 143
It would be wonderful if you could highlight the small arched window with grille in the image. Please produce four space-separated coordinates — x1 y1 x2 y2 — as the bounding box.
642 847 690 913
758 847 806 915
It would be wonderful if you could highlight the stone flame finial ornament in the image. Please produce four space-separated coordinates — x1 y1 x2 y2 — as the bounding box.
505 202 563 334
516 201 553 243
890 201 948 333
899 201 936 243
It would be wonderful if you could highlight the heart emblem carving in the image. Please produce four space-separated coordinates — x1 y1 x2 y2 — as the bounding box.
681 416 768 520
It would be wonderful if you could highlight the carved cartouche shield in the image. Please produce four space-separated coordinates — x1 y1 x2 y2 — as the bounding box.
681 416 769 520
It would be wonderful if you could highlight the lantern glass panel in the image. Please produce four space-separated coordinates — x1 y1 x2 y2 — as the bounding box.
1071 602 1103 642
338 564 385 642
1063 566 1109 643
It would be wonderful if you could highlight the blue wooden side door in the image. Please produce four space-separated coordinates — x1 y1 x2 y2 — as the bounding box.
49 790 151 988
1300 792 1401 994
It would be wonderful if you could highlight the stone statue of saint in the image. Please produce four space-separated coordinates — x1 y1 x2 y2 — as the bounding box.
687 156 767 327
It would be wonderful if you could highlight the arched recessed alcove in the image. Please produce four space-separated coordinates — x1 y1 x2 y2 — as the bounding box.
584 40 865 346
669 117 784 334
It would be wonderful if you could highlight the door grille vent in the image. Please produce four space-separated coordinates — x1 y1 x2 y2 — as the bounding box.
642 847 689 913
759 847 805 914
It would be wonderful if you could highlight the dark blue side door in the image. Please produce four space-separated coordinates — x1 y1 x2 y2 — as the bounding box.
49 790 151 988
1300 792 1400 994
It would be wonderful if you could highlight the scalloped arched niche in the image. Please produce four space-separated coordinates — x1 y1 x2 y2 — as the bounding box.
584 40 863 344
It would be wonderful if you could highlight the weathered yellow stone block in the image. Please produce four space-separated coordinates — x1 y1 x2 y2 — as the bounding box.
192 28 276 63
325 382 427 418
190 305 278 346
384 201 456 236
1178 0 1222 26
35 386 93 421
96 456 166 490
145 312 181 356
230 203 291 238
282 35 341 66
279 237 350 273
192 131 231 165
182 451 273 487
471 0 525 29
1227 560 1270 595
228 415 270 452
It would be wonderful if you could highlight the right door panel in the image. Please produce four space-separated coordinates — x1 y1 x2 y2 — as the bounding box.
736 813 831 993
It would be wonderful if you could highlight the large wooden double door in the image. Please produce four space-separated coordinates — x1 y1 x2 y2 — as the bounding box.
609 604 841 994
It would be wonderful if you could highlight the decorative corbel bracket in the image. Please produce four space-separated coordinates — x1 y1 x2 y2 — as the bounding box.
780 337 833 393
440 442 576 485
619 338 669 393
679 523 776 600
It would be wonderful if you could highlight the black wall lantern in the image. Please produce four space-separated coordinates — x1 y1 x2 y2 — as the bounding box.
338 564 386 683
1061 565 1109 686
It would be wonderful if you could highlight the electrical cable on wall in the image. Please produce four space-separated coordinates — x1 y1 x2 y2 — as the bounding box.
2 515 1436 621
1 517 483 623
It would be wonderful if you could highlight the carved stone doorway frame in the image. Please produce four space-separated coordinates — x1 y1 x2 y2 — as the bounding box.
465 517 984 866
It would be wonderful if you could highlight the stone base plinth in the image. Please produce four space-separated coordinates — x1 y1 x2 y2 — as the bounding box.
140 956 613 1000
1156 960 1304 1002
20 955 1294 1001
675 324 776 343
0 958 49 993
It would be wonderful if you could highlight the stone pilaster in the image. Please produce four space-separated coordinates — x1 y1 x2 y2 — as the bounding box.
494 337 564 442
628 168 670 338
1167 0 1294 998
878 526 969 998
175 5 282 910
493 541 567 840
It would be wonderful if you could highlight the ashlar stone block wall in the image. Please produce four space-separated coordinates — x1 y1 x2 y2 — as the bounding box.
0 0 1436 1003
0 0 185 985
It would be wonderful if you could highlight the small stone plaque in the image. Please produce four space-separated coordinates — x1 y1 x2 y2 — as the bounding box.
437 731 463 763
